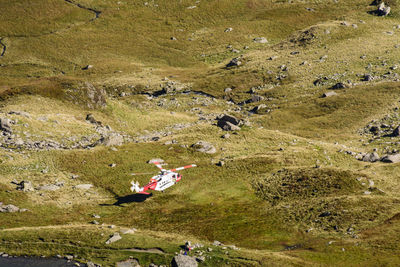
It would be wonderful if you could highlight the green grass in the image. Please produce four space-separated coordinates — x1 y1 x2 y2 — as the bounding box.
1 0 400 266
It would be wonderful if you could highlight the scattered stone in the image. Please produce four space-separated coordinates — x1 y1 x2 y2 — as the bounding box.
253 37 268 43
0 203 20 213
218 121 240 131
364 191 372 195
120 228 137 234
251 104 268 114
213 240 222 246
171 255 198 267
171 37 177 41
322 91 338 98
224 87 232 93
191 141 216 154
99 133 124 146
216 114 241 130
331 82 347 89
224 28 233 32
82 65 93 70
86 114 102 125
217 160 225 167
16 180 34 192
0 117 12 134
116 259 140 267
74 184 93 190
92 220 99 225
105 233 122 244
381 154 400 163
195 256 205 262
37 184 60 191
65 255 74 260
377 2 390 16
362 152 380 162
109 163 116 168
363 74 373 81
221 133 230 139
226 57 242 67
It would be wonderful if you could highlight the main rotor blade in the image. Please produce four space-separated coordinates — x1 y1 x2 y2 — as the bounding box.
151 161 166 171
169 164 197 172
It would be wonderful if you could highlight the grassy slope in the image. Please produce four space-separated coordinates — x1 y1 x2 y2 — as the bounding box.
1 0 400 266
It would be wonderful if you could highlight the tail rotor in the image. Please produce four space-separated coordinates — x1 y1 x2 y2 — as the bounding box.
130 181 143 193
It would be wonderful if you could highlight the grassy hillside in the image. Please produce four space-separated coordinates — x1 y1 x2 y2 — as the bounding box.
1 0 400 266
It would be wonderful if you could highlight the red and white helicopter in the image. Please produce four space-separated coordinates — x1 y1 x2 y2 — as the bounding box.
130 161 196 195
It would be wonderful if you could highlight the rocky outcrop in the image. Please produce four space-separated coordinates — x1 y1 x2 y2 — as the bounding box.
192 141 216 154
381 154 400 163
216 114 241 131
0 117 12 134
171 255 198 267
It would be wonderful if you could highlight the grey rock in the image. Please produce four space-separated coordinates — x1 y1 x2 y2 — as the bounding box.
0 118 12 133
105 233 122 244
217 114 240 125
322 91 338 98
17 181 34 192
213 240 222 246
74 184 93 190
171 255 198 267
251 104 268 114
253 37 268 43
82 65 93 70
0 204 19 213
86 114 102 125
99 133 124 146
381 154 400 163
116 259 140 267
377 2 390 16
331 82 347 89
362 152 380 162
192 141 216 154
37 184 60 191
226 57 242 67
120 228 137 234
224 27 233 32
218 120 240 131
8 111 30 118
250 95 264 103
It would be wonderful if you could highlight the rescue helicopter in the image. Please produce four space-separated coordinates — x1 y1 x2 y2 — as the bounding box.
130 161 196 194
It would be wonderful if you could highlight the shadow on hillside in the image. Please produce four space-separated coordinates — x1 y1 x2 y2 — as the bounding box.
101 193 153 206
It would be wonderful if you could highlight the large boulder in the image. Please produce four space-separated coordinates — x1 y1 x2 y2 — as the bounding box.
377 2 390 16
192 141 216 154
0 203 19 213
16 181 34 192
99 133 124 146
216 114 241 131
116 259 140 267
171 255 198 267
322 91 337 98
381 154 400 163
226 57 242 67
0 117 12 133
217 121 240 131
362 152 380 162
217 114 240 125
105 233 122 244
